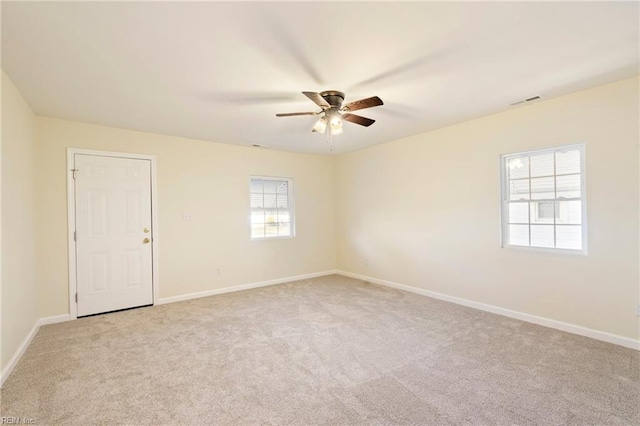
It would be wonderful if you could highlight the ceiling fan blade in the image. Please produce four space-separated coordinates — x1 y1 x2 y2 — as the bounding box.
342 96 383 112
198 91 301 105
302 91 331 108
275 112 317 117
342 113 375 127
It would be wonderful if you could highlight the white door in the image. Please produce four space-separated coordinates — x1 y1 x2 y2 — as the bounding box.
74 154 153 316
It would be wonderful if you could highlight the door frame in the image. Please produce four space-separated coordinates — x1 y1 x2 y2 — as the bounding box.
66 148 159 319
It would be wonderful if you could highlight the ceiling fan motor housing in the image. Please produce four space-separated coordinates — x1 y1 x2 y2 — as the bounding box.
320 90 345 109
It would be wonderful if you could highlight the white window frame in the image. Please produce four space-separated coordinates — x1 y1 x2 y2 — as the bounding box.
249 175 295 240
500 143 587 254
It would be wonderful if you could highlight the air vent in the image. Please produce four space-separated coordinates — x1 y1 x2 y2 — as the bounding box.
510 95 542 106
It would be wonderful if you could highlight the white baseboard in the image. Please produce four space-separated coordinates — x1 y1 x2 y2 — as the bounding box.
39 314 71 326
336 270 640 351
0 320 39 387
157 270 338 305
1 314 72 387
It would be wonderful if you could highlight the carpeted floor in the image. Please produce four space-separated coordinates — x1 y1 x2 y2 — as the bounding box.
1 274 638 425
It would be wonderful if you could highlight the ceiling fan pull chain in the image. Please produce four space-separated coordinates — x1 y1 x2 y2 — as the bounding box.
326 127 333 151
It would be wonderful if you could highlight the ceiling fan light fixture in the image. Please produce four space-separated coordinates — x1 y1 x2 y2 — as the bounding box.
330 116 343 135
312 116 328 133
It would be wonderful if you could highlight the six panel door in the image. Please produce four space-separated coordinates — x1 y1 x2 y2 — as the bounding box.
74 154 153 316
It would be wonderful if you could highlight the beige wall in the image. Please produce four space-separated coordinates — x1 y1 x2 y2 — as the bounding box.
1 71 39 372
335 76 640 340
37 118 336 317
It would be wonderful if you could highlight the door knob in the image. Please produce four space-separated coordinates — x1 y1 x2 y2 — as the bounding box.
143 237 150 244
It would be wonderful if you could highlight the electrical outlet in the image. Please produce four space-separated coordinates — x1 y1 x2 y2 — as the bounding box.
183 212 192 222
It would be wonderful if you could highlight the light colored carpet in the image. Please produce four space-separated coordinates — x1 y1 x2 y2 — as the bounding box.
1 274 638 425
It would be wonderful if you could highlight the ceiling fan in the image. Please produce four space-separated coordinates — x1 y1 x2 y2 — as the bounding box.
276 91 383 135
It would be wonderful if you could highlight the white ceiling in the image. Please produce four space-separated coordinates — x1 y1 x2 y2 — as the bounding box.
2 1 638 155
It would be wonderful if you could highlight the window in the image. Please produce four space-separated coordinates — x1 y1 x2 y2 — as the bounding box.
500 144 586 252
250 176 294 239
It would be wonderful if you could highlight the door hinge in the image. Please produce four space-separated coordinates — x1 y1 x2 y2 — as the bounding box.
71 169 78 180
75 293 78 303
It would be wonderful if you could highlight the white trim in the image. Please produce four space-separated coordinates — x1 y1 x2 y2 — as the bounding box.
1 314 71 387
336 270 640 351
502 243 589 256
0 321 39 387
157 270 337 305
580 143 589 252
66 148 159 319
66 149 77 318
38 314 71 326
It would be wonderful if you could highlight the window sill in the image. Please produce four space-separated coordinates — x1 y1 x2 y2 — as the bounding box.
251 235 295 241
502 244 588 256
